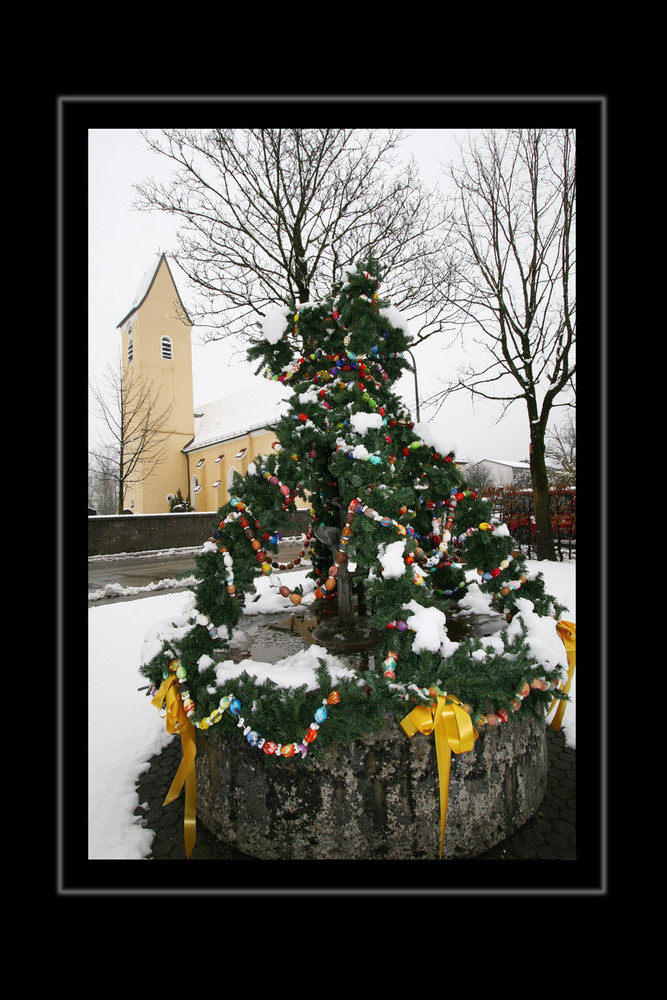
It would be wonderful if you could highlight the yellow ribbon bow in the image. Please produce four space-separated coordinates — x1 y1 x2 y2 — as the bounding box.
549 620 576 732
400 694 477 858
151 675 197 859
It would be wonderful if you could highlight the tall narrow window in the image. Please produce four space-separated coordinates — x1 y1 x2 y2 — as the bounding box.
161 336 173 360
127 334 134 362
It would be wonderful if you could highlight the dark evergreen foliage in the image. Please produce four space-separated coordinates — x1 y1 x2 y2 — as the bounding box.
140 260 568 757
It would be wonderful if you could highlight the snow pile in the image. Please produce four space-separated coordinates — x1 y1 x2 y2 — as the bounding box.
260 305 292 344
378 539 407 579
379 304 411 337
212 645 357 693
350 411 384 435
413 421 455 457
403 599 452 655
505 598 570 673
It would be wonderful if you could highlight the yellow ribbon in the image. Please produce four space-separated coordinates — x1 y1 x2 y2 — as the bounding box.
400 694 477 858
549 620 576 732
151 675 197 859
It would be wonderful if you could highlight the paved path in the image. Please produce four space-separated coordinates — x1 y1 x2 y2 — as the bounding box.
88 541 309 602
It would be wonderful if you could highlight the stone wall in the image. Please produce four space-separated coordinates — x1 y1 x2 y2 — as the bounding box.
88 510 311 556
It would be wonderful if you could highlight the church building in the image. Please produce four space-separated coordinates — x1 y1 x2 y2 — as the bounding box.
116 253 291 514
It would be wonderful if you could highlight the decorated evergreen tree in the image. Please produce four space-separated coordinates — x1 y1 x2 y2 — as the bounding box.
140 260 569 763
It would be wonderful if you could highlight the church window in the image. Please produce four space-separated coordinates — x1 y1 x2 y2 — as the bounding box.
127 329 134 362
161 336 173 360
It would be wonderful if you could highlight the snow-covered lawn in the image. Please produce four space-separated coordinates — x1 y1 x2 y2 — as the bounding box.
87 559 575 860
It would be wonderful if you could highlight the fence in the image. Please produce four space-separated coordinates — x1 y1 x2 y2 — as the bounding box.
486 487 576 561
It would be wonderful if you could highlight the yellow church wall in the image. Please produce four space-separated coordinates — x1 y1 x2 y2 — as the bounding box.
186 426 308 514
117 255 194 514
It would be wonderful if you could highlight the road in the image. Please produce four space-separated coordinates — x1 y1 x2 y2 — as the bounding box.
88 540 311 603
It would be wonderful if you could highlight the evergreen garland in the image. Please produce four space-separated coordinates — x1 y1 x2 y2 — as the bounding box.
139 260 569 761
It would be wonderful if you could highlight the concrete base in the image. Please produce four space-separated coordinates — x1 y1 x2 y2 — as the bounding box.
195 712 548 860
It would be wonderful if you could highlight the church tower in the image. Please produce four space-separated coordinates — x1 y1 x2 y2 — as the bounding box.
116 254 195 514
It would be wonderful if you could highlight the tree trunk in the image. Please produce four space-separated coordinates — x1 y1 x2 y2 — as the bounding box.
529 433 556 561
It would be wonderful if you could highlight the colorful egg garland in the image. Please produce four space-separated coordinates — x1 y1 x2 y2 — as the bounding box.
196 688 342 759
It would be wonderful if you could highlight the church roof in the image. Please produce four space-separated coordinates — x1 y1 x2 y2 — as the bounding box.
184 380 291 452
116 253 193 329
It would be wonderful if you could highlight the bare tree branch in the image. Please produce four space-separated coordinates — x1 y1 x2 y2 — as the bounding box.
134 128 454 344
90 354 175 513
428 128 576 559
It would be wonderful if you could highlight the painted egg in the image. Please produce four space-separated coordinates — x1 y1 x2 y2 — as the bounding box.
263 741 277 755
229 698 241 716
328 691 340 705
314 706 328 724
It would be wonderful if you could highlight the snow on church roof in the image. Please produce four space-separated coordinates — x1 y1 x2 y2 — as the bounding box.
185 379 291 452
116 253 192 329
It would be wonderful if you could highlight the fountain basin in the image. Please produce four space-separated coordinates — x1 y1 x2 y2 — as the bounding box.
195 710 547 860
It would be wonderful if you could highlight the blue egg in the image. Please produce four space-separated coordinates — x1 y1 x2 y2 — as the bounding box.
229 698 242 715
314 706 328 724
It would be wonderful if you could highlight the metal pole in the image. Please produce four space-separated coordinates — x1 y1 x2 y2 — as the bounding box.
405 348 420 422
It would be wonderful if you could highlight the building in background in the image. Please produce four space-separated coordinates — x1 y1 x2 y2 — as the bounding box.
115 253 292 514
183 383 293 513
474 458 531 487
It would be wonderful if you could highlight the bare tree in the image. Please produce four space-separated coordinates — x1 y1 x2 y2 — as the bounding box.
88 443 119 513
90 356 175 513
546 410 576 486
133 128 455 350
427 128 576 560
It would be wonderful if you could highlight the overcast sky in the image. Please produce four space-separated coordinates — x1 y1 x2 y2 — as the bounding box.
88 127 531 465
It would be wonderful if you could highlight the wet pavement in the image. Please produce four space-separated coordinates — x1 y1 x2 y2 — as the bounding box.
88 548 200 602
88 540 309 604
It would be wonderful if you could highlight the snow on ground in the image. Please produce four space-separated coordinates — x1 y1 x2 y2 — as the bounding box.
87 558 575 860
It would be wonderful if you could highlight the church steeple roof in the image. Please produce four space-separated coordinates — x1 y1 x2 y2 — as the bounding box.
116 252 193 329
